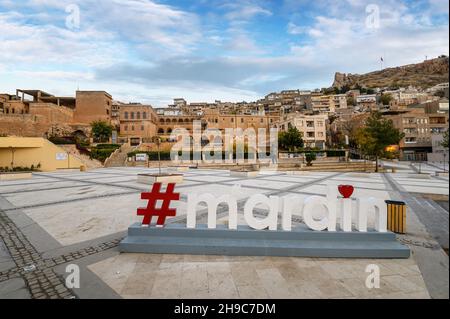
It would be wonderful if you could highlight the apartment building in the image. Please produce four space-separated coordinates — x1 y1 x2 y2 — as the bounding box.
384 108 448 161
356 94 378 110
204 109 279 133
311 95 335 113
276 114 327 149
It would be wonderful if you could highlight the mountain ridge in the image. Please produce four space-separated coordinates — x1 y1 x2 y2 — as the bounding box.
332 56 449 90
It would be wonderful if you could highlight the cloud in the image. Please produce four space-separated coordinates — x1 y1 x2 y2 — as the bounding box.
220 1 272 22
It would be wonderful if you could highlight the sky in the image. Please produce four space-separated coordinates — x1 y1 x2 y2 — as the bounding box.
0 0 448 107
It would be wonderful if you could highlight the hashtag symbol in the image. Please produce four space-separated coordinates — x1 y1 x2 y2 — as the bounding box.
137 183 180 226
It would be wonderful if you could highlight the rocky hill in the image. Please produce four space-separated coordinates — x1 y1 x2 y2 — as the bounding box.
332 56 449 90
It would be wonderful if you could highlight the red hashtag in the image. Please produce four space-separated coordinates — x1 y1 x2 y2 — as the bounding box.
137 183 180 226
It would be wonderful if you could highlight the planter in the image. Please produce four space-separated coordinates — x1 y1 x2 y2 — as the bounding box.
0 172 33 181
436 172 449 177
137 173 184 184
230 170 259 178
168 166 190 172
407 173 431 179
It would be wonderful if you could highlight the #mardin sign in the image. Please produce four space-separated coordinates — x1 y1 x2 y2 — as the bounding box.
120 182 409 258
139 183 387 233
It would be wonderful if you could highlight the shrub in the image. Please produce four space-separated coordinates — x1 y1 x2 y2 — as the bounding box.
90 148 117 162
305 152 317 166
49 136 76 145
95 144 121 150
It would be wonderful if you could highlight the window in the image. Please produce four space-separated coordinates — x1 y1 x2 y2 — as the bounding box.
131 112 135 119
124 112 129 119
306 121 314 128
143 112 147 119
241 118 244 123
124 125 128 131
405 137 417 143
131 125 135 131
137 112 141 119
260 118 264 123
141 125 144 131
231 118 234 123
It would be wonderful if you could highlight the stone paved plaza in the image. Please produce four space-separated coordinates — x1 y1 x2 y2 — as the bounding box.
0 165 448 299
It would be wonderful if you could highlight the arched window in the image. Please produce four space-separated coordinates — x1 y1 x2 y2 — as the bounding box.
143 112 147 119
167 128 173 134
172 118 177 123
124 112 129 119
158 128 164 134
131 112 135 119
160 118 164 123
137 112 141 119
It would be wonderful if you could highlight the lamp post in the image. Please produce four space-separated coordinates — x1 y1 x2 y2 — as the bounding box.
444 152 447 173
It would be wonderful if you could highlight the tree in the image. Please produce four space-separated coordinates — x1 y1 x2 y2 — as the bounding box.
355 112 404 172
91 121 113 143
441 129 449 149
278 126 304 152
305 152 316 166
347 96 356 107
380 93 393 106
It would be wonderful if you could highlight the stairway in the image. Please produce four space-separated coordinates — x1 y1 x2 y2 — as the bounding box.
104 144 136 167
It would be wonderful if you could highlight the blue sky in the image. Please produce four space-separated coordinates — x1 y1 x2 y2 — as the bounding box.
0 0 448 106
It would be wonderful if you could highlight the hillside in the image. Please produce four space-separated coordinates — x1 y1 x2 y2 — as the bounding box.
332 56 449 90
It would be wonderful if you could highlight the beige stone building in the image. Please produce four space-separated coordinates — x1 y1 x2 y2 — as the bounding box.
276 114 328 149
119 104 158 145
383 107 448 161
0 89 115 138
73 91 112 124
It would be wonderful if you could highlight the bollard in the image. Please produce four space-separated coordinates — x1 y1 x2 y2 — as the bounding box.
385 200 406 234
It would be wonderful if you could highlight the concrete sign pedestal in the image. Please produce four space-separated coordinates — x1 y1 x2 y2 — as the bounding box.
120 223 410 259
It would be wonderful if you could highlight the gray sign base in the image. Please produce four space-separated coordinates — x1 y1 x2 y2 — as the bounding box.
119 223 410 259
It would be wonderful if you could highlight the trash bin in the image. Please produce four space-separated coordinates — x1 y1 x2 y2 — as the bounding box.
385 200 406 234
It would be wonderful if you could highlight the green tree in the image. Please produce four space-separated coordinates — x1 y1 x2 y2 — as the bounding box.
380 93 393 106
347 96 356 107
91 120 113 143
356 112 404 172
305 152 317 166
278 126 304 152
441 129 449 149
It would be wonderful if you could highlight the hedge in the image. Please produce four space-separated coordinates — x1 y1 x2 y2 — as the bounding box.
127 151 262 161
90 148 117 162
279 150 346 157
49 137 76 145
95 144 121 150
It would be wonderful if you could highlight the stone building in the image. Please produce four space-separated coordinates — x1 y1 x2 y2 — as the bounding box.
276 114 328 149
383 107 448 161
119 104 158 145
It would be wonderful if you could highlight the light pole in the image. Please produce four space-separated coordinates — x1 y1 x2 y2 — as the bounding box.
444 152 447 173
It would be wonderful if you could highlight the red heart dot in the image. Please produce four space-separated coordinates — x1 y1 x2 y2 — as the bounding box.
338 185 354 199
